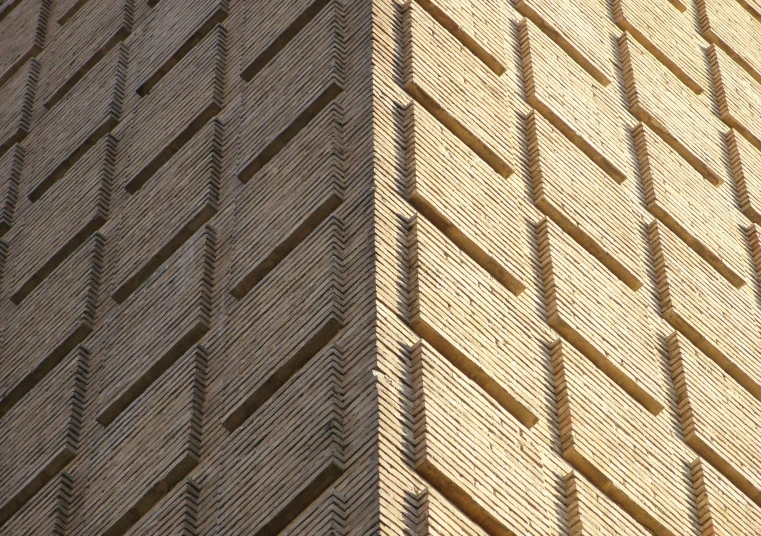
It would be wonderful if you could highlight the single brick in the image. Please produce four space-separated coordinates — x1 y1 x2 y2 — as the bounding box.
231 103 343 299
409 214 542 428
96 226 214 427
0 58 38 158
670 333 761 507
650 220 761 404
620 32 731 186
237 0 344 182
520 18 633 183
112 119 221 303
412 341 550 536
0 347 85 529
528 111 645 291
0 234 102 418
634 122 750 288
552 339 701 536
403 1 514 178
406 101 528 296
218 346 345 536
537 218 665 415
0 0 49 89
6 134 114 304
37 0 133 110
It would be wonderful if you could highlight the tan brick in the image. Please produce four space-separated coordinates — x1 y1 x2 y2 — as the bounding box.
6 134 114 304
0 144 21 237
96 226 214 427
37 0 133 110
406 101 528 296
710 45 761 151
409 214 542 428
417 488 488 536
552 339 700 536
515 0 616 85
0 472 72 536
520 18 633 183
83 346 206 536
669 333 761 506
403 1 514 178
737 0 761 19
691 458 761 536
698 0 761 85
0 0 49 88
729 128 761 224
0 347 85 528
634 122 749 288
0 234 101 418
528 111 645 290
620 32 731 186
0 58 37 158
112 119 221 303
649 220 761 403
537 218 665 415
237 0 344 182
564 471 651 536
412 341 550 535
218 345 344 536
613 0 708 93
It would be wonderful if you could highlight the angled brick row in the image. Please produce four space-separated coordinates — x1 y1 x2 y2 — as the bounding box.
0 0 49 88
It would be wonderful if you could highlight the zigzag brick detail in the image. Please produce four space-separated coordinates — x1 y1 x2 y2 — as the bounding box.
417 488 488 536
0 0 49 88
728 128 761 224
0 144 22 238
124 479 200 536
280 489 345 536
0 472 72 536
0 58 38 159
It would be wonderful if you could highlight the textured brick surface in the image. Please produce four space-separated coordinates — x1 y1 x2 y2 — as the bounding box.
3 0 761 533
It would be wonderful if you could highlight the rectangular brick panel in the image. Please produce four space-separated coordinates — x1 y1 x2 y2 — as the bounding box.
552 339 700 536
218 345 345 536
698 0 761 85
729 128 761 224
528 110 644 291
112 119 221 303
0 472 72 536
691 458 761 535
22 42 126 202
0 144 21 237
537 217 665 415
223 216 344 431
230 103 343 299
127 0 227 96
83 346 206 536
0 347 85 528
37 0 133 110
564 471 651 536
710 45 761 151
280 489 345 536
620 32 731 186
669 333 761 506
119 25 225 194
649 220 761 403
237 0 344 182
515 0 616 85
417 488 488 536
0 0 48 88
124 478 199 536
520 18 632 183
409 214 542 428
613 0 707 93
634 122 750 288
0 58 37 158
6 134 114 304
0 233 101 418
96 226 213 427
403 1 514 178
405 101 529 296
409 0 511 75
412 341 550 536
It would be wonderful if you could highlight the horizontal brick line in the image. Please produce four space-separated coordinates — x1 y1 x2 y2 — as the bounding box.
237 83 343 182
240 0 331 82
137 5 228 97
125 103 220 194
411 0 506 75
230 193 342 300
253 460 344 536
222 316 342 432
0 446 76 528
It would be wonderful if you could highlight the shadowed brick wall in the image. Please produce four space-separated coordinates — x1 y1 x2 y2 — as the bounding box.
0 0 760 534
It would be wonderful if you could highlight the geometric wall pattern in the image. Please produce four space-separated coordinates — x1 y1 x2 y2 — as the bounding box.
0 0 760 533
